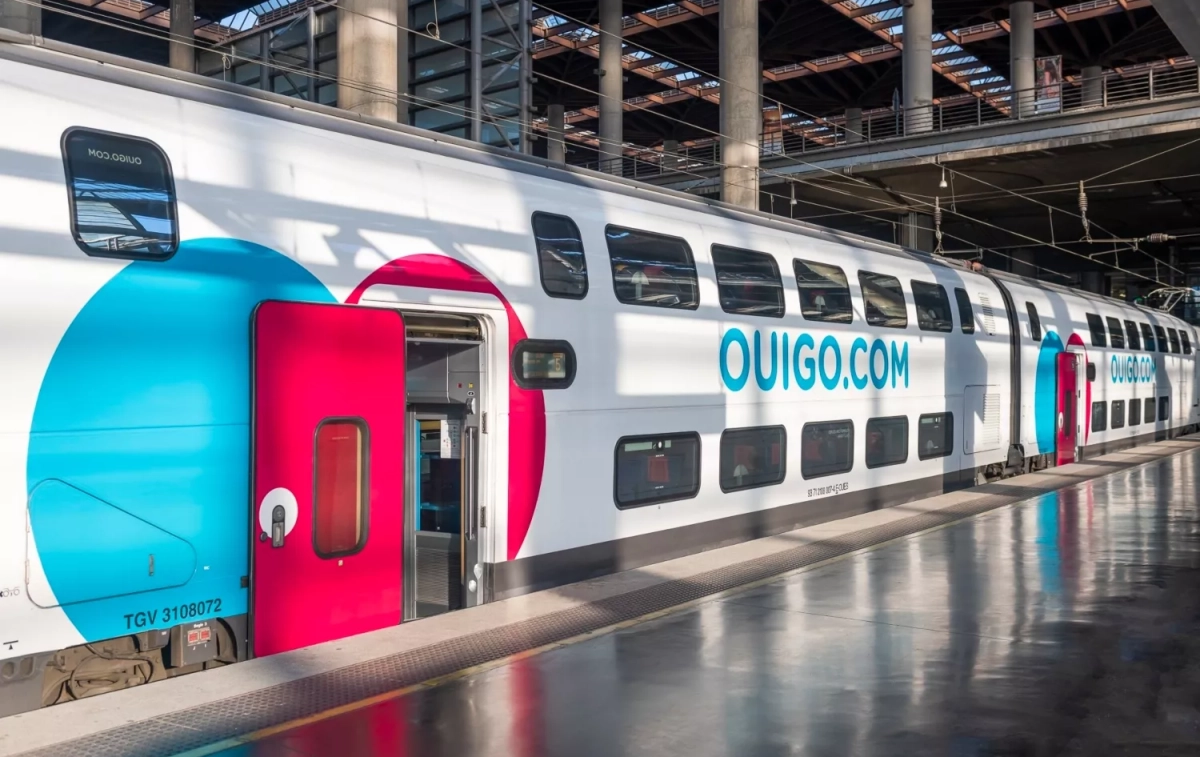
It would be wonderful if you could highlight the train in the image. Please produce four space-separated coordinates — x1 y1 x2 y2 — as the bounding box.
0 33 1196 717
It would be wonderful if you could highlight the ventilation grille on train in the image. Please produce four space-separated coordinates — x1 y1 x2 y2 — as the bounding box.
979 295 997 335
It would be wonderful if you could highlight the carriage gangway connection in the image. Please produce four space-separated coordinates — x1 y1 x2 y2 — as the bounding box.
3 435 1200 757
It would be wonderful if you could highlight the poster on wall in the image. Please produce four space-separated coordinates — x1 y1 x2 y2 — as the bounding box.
1035 55 1063 113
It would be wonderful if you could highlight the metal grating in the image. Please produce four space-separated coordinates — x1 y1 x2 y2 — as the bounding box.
15 439 1200 757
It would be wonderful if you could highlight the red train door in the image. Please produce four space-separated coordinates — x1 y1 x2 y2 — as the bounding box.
251 301 406 657
1056 352 1079 465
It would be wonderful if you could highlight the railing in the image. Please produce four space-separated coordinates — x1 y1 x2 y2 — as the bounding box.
580 64 1200 181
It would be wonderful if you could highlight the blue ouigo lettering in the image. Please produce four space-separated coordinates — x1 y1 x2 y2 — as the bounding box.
720 327 911 393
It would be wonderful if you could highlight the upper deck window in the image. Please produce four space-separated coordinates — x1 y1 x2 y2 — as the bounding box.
531 213 588 299
711 245 784 318
859 271 907 329
62 129 178 260
794 259 853 323
606 226 699 310
1026 302 1042 342
1124 320 1141 350
911 281 953 333
1085 313 1106 348
1140 323 1156 352
953 288 975 334
1155 325 1169 353
1168 328 1181 354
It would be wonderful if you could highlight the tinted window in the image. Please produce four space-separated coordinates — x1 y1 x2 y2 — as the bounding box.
1129 397 1141 426
1155 325 1168 353
1026 302 1042 342
1182 331 1193 355
794 259 852 323
62 129 178 260
719 426 786 492
1106 317 1125 349
1145 397 1156 424
917 413 953 460
614 433 700 508
865 416 908 468
912 281 953 332
1086 313 1106 347
859 271 907 328
711 245 784 317
1168 328 1181 354
1124 320 1141 350
1111 400 1125 429
1091 401 1107 432
1140 323 1155 351
532 213 588 299
954 288 975 334
314 418 368 558
512 339 575 389
800 421 853 479
1159 396 1170 421
606 226 698 309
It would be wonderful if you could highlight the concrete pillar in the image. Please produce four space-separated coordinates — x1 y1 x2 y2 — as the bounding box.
598 0 624 173
899 211 934 252
1009 0 1035 118
1011 249 1037 279
338 0 399 121
719 0 760 209
0 0 41 35
902 0 933 134
845 107 863 144
169 0 195 72
1081 64 1103 108
546 104 566 163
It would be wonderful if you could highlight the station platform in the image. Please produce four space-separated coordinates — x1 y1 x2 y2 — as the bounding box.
3 437 1200 757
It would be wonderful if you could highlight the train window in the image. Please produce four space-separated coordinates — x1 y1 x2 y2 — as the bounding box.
1106 317 1125 349
1111 400 1125 429
1159 396 1170 422
953 288 975 334
1140 323 1156 352
1124 320 1141 350
532 213 588 299
911 281 953 333
711 245 785 318
614 433 700 508
606 226 699 310
859 271 907 328
917 413 953 460
1182 331 1193 355
512 339 576 389
61 129 178 260
719 426 786 492
313 418 369 558
1091 402 1107 432
1168 328 1181 354
865 416 908 468
1026 302 1042 342
1085 313 1106 347
1129 398 1141 426
794 259 852 323
800 421 854 479
1144 398 1156 424
1155 325 1169 353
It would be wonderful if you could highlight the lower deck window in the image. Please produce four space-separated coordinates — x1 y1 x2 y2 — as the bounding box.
917 413 953 460
615 433 700 508
1092 402 1107 432
800 421 853 479
314 418 368 558
1129 398 1141 426
1145 398 1156 424
865 416 908 468
719 426 786 492
1111 400 1125 429
1159 396 1170 422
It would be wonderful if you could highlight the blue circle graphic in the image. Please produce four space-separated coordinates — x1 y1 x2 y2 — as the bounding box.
1033 331 1065 455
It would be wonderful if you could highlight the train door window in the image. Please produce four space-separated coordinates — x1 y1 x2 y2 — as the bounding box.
1111 400 1125 429
1026 302 1042 342
1106 317 1125 349
61 129 178 260
1140 323 1156 352
1085 313 1106 347
1168 328 1181 354
719 426 786 492
512 339 576 389
859 271 907 328
1128 398 1141 426
1144 398 1156 424
1182 331 1193 355
800 421 853 479
1124 320 1141 350
1091 402 1107 432
953 288 975 334
532 212 588 299
614 433 700 508
313 419 368 558
917 413 953 460
794 259 852 323
1159 396 1170 421
911 281 953 333
1155 325 1169 353
711 245 785 318
606 226 698 310
865 416 908 468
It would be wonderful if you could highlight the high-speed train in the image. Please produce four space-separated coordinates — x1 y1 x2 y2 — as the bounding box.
0 34 1196 716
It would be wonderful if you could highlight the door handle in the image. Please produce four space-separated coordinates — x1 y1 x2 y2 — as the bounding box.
271 504 286 548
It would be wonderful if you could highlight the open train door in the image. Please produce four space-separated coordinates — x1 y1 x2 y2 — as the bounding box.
251 301 406 657
1056 351 1080 465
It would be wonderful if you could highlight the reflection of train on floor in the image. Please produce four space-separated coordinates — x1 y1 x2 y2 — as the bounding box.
0 36 1197 717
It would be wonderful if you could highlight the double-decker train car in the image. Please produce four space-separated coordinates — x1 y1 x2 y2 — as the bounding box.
0 35 1196 716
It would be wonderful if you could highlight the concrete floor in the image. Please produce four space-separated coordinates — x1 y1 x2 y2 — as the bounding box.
220 449 1200 757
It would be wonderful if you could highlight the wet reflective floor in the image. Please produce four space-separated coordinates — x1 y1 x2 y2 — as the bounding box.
222 451 1200 757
